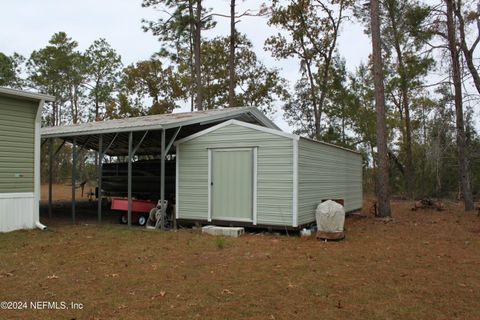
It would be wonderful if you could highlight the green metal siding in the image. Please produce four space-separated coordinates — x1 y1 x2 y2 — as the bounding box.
297 138 362 225
178 123 294 226
0 96 37 193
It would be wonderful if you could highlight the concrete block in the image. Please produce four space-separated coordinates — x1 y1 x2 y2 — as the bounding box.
201 225 245 237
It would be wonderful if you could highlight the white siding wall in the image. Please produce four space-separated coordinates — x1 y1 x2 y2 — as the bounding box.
297 138 363 225
0 193 35 232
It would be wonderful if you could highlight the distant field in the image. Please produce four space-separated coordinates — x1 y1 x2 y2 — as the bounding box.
0 200 479 319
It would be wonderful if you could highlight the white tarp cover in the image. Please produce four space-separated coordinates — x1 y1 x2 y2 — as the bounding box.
315 200 345 233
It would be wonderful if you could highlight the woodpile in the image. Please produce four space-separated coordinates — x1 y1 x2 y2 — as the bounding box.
411 198 445 211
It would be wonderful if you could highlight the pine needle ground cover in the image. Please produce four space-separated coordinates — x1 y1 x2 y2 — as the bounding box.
0 200 479 320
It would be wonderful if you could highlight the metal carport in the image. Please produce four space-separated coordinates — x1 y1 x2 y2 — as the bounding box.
40 107 278 228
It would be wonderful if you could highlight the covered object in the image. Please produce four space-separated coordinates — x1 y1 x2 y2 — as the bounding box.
0 87 54 232
175 119 362 228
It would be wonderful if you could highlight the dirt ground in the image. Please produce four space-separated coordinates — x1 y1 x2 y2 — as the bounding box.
1 192 480 319
40 183 95 204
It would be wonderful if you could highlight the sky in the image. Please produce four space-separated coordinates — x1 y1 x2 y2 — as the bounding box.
0 0 372 131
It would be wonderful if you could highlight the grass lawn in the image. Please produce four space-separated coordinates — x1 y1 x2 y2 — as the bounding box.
0 200 479 319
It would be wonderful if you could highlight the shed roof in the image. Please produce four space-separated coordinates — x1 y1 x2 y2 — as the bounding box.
0 87 55 102
40 107 279 156
176 119 361 155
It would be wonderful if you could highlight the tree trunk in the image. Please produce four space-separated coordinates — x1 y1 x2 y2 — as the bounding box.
304 59 320 138
194 0 203 111
52 101 57 127
455 0 480 95
189 0 195 112
370 0 391 217
446 0 475 211
95 98 99 121
403 95 415 198
228 0 236 108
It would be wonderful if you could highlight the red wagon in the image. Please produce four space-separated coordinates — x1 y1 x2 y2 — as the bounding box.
111 198 156 226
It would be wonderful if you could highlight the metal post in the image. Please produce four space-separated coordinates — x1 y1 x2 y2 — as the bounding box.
98 134 103 224
160 129 166 230
48 138 53 218
128 132 133 227
71 137 77 224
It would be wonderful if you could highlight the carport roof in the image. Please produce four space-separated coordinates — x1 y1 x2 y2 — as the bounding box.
40 107 280 156
41 107 278 138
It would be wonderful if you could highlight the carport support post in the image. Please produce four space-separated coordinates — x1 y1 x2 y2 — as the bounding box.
160 129 165 230
97 134 103 224
48 138 53 218
128 131 133 227
72 137 77 224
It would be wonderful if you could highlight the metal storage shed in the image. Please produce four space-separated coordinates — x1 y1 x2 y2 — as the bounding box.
0 87 54 232
175 119 362 229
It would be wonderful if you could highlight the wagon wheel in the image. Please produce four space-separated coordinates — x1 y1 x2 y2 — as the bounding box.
119 214 128 224
138 215 147 226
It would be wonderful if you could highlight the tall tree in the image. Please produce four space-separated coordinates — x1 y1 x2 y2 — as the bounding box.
122 57 186 115
229 0 236 108
66 51 88 124
142 0 215 111
454 0 480 95
0 52 25 88
283 56 352 140
349 64 377 149
355 0 434 198
28 32 82 126
266 0 353 139
370 0 392 217
85 39 123 121
222 1 268 108
383 0 433 199
445 0 475 210
105 92 144 119
190 35 287 112
194 0 203 110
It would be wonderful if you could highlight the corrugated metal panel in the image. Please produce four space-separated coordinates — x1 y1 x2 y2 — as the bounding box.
178 123 294 226
297 138 363 225
0 193 35 232
0 96 37 193
41 106 279 138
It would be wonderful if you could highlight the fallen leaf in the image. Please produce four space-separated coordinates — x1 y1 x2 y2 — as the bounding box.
151 291 167 300
222 289 233 295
